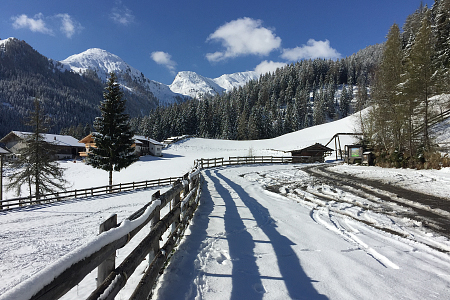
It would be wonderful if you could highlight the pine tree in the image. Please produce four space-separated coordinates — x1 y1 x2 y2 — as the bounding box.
7 97 68 199
433 0 450 93
339 85 351 118
86 72 138 188
371 23 405 151
248 107 262 140
325 81 337 120
403 10 436 150
313 89 326 125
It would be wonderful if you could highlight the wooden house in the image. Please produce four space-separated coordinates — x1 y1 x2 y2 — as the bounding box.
79 134 163 157
134 136 163 157
289 143 334 163
0 131 85 160
78 133 96 157
0 146 14 161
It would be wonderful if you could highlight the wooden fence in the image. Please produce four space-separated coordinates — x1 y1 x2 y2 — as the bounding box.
413 108 450 137
1 155 298 299
196 156 293 169
2 167 201 300
0 176 181 211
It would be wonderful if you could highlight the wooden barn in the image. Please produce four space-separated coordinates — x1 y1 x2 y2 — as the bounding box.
289 143 333 163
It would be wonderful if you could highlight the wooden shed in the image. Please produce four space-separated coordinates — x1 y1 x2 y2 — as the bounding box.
289 143 334 163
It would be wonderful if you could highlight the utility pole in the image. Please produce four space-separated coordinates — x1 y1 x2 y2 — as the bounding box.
0 147 8 204
0 151 4 203
0 154 2 202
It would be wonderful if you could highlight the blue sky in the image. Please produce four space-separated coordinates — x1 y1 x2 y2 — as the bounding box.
1 0 434 85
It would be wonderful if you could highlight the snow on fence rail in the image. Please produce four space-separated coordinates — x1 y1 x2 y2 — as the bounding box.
0 176 182 211
0 168 201 300
196 156 293 169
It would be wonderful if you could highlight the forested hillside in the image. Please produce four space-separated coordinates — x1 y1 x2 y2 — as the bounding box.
130 44 382 141
0 38 159 138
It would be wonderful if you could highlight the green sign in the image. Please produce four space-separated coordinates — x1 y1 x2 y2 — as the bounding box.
350 148 361 158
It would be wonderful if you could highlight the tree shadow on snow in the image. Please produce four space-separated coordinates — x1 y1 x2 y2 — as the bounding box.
215 171 328 300
138 153 183 161
209 170 265 299
155 169 328 299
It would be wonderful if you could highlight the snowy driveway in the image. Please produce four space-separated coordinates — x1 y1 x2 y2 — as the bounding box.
154 165 450 300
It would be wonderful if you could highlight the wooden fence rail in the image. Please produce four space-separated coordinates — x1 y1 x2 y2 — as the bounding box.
196 156 293 169
413 108 450 137
0 176 182 211
1 167 201 300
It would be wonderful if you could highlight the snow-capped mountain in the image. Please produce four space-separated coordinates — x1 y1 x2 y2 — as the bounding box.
60 48 139 82
169 71 226 99
60 48 187 105
60 48 258 103
213 71 259 92
0 37 13 52
169 70 258 99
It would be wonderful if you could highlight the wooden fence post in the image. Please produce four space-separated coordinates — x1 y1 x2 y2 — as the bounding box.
97 214 117 287
148 190 161 265
183 172 190 197
172 184 181 233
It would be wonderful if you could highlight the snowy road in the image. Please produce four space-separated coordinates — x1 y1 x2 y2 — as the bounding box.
154 164 450 300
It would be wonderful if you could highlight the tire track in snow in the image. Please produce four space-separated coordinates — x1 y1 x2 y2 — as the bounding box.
312 209 400 269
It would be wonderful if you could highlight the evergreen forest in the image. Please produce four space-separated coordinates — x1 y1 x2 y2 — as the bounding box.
130 44 382 142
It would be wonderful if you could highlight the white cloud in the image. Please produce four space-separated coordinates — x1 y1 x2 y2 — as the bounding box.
56 14 82 38
151 51 177 74
254 60 288 75
281 39 341 61
11 13 82 38
110 1 135 25
206 17 281 62
11 13 54 35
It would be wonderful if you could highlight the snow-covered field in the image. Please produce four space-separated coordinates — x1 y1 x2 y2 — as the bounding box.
1 113 450 299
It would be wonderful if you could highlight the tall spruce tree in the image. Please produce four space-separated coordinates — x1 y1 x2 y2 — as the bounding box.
403 10 436 150
433 0 450 93
7 97 68 199
86 72 138 188
371 23 405 151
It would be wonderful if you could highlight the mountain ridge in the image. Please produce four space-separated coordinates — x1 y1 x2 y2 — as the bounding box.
60 47 259 101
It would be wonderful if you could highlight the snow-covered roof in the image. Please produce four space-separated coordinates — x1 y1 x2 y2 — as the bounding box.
6 131 85 148
0 147 10 154
134 135 163 146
